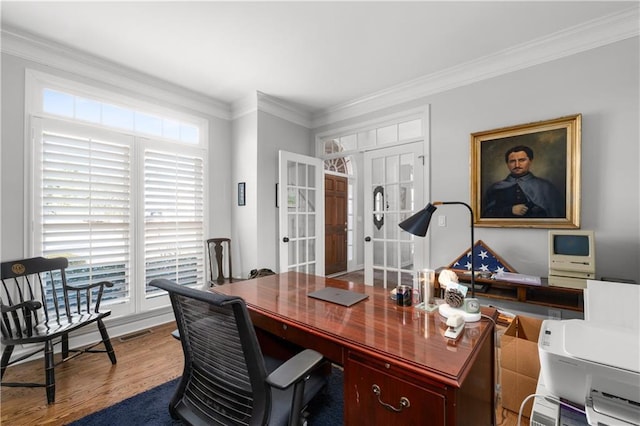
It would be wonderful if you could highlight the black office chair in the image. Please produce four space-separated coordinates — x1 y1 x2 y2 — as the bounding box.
150 278 327 426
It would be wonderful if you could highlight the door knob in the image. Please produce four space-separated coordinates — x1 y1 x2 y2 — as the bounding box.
365 236 371 242
283 237 289 243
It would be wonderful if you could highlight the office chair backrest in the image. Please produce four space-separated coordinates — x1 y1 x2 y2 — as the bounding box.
151 279 271 425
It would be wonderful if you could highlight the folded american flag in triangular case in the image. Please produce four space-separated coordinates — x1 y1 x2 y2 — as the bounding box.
448 240 517 274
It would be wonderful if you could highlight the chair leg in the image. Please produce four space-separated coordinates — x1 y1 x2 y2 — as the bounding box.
44 340 55 404
62 333 69 359
97 319 117 364
1 345 14 379
288 380 306 426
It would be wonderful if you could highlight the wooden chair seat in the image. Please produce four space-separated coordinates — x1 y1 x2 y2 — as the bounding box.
1 256 117 404
3 312 110 344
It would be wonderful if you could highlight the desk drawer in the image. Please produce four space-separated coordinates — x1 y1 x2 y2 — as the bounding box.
345 355 446 425
250 311 344 364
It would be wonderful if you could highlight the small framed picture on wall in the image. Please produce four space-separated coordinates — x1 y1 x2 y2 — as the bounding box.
238 182 246 206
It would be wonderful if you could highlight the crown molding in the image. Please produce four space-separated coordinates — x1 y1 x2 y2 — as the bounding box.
3 5 638 129
311 6 640 129
1 26 232 120
231 92 312 128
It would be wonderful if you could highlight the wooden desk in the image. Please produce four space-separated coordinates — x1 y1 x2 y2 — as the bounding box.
212 272 496 426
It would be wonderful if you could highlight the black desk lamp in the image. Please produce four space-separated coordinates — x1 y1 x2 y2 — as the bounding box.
399 201 475 298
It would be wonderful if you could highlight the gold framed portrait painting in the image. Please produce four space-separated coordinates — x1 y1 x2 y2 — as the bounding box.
471 114 581 228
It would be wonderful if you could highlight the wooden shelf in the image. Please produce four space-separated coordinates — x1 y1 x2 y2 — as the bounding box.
436 271 584 312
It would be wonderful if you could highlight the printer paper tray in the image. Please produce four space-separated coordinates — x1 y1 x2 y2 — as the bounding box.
587 389 640 426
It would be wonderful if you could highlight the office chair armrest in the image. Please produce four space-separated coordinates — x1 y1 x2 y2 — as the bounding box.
266 349 324 390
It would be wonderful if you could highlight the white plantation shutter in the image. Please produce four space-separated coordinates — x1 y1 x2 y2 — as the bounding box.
33 113 207 316
37 120 131 305
144 149 205 296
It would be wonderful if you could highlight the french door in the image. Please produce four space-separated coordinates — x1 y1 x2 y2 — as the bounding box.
364 142 424 288
278 151 325 275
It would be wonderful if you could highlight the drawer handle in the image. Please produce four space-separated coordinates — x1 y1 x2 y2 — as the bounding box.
371 384 410 412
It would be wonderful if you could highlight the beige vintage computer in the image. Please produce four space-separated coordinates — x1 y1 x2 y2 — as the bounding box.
548 230 595 288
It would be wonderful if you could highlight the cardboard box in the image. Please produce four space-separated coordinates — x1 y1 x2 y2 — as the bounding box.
500 315 543 417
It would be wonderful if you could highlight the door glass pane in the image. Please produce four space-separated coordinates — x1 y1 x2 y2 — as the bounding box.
308 189 316 212
309 240 316 262
386 213 398 239
400 183 412 211
288 214 297 238
373 268 384 287
386 155 399 182
373 221 384 239
386 241 398 268
288 188 297 210
400 242 413 268
298 215 307 238
378 124 397 145
287 161 297 185
307 164 315 187
358 130 375 149
308 214 316 237
386 184 398 211
386 269 399 287
288 241 297 265
308 263 315 275
298 164 307 187
298 189 307 212
373 241 384 267
399 119 422 141
299 240 307 263
400 153 414 180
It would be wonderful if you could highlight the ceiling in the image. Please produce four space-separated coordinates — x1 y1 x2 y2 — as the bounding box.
1 1 636 114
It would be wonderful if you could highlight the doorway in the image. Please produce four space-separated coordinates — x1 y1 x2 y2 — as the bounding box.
364 141 425 288
325 174 348 275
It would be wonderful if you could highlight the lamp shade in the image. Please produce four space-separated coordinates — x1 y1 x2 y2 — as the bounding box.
398 200 476 298
399 203 438 237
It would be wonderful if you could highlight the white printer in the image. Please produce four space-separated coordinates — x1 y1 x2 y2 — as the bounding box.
534 280 640 426
538 319 640 425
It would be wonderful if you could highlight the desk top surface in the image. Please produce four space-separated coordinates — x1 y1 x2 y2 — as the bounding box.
212 272 496 385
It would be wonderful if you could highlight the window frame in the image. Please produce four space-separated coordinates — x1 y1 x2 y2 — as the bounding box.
26 70 210 318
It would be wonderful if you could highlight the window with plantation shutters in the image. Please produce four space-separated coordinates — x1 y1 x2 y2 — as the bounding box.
29 74 208 317
35 118 132 307
144 150 205 296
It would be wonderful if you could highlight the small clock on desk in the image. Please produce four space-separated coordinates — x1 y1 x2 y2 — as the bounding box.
464 298 481 314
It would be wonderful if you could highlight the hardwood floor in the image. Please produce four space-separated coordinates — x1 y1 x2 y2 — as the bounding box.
2 280 529 425
1 322 183 425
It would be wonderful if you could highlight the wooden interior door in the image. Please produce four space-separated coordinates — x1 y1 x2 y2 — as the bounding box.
325 174 348 275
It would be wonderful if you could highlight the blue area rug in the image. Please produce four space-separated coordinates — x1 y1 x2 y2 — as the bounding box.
68 367 343 425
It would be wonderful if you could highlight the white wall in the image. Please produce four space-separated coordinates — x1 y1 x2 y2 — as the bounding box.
257 110 312 273
231 111 258 278
313 37 640 283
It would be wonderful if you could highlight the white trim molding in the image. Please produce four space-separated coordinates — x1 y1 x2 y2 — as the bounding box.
231 91 313 128
1 25 231 120
311 6 640 128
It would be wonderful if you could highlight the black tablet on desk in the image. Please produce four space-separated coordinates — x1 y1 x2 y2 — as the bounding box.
308 287 368 307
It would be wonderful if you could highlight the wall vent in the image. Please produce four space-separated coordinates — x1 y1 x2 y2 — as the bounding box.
118 329 153 342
